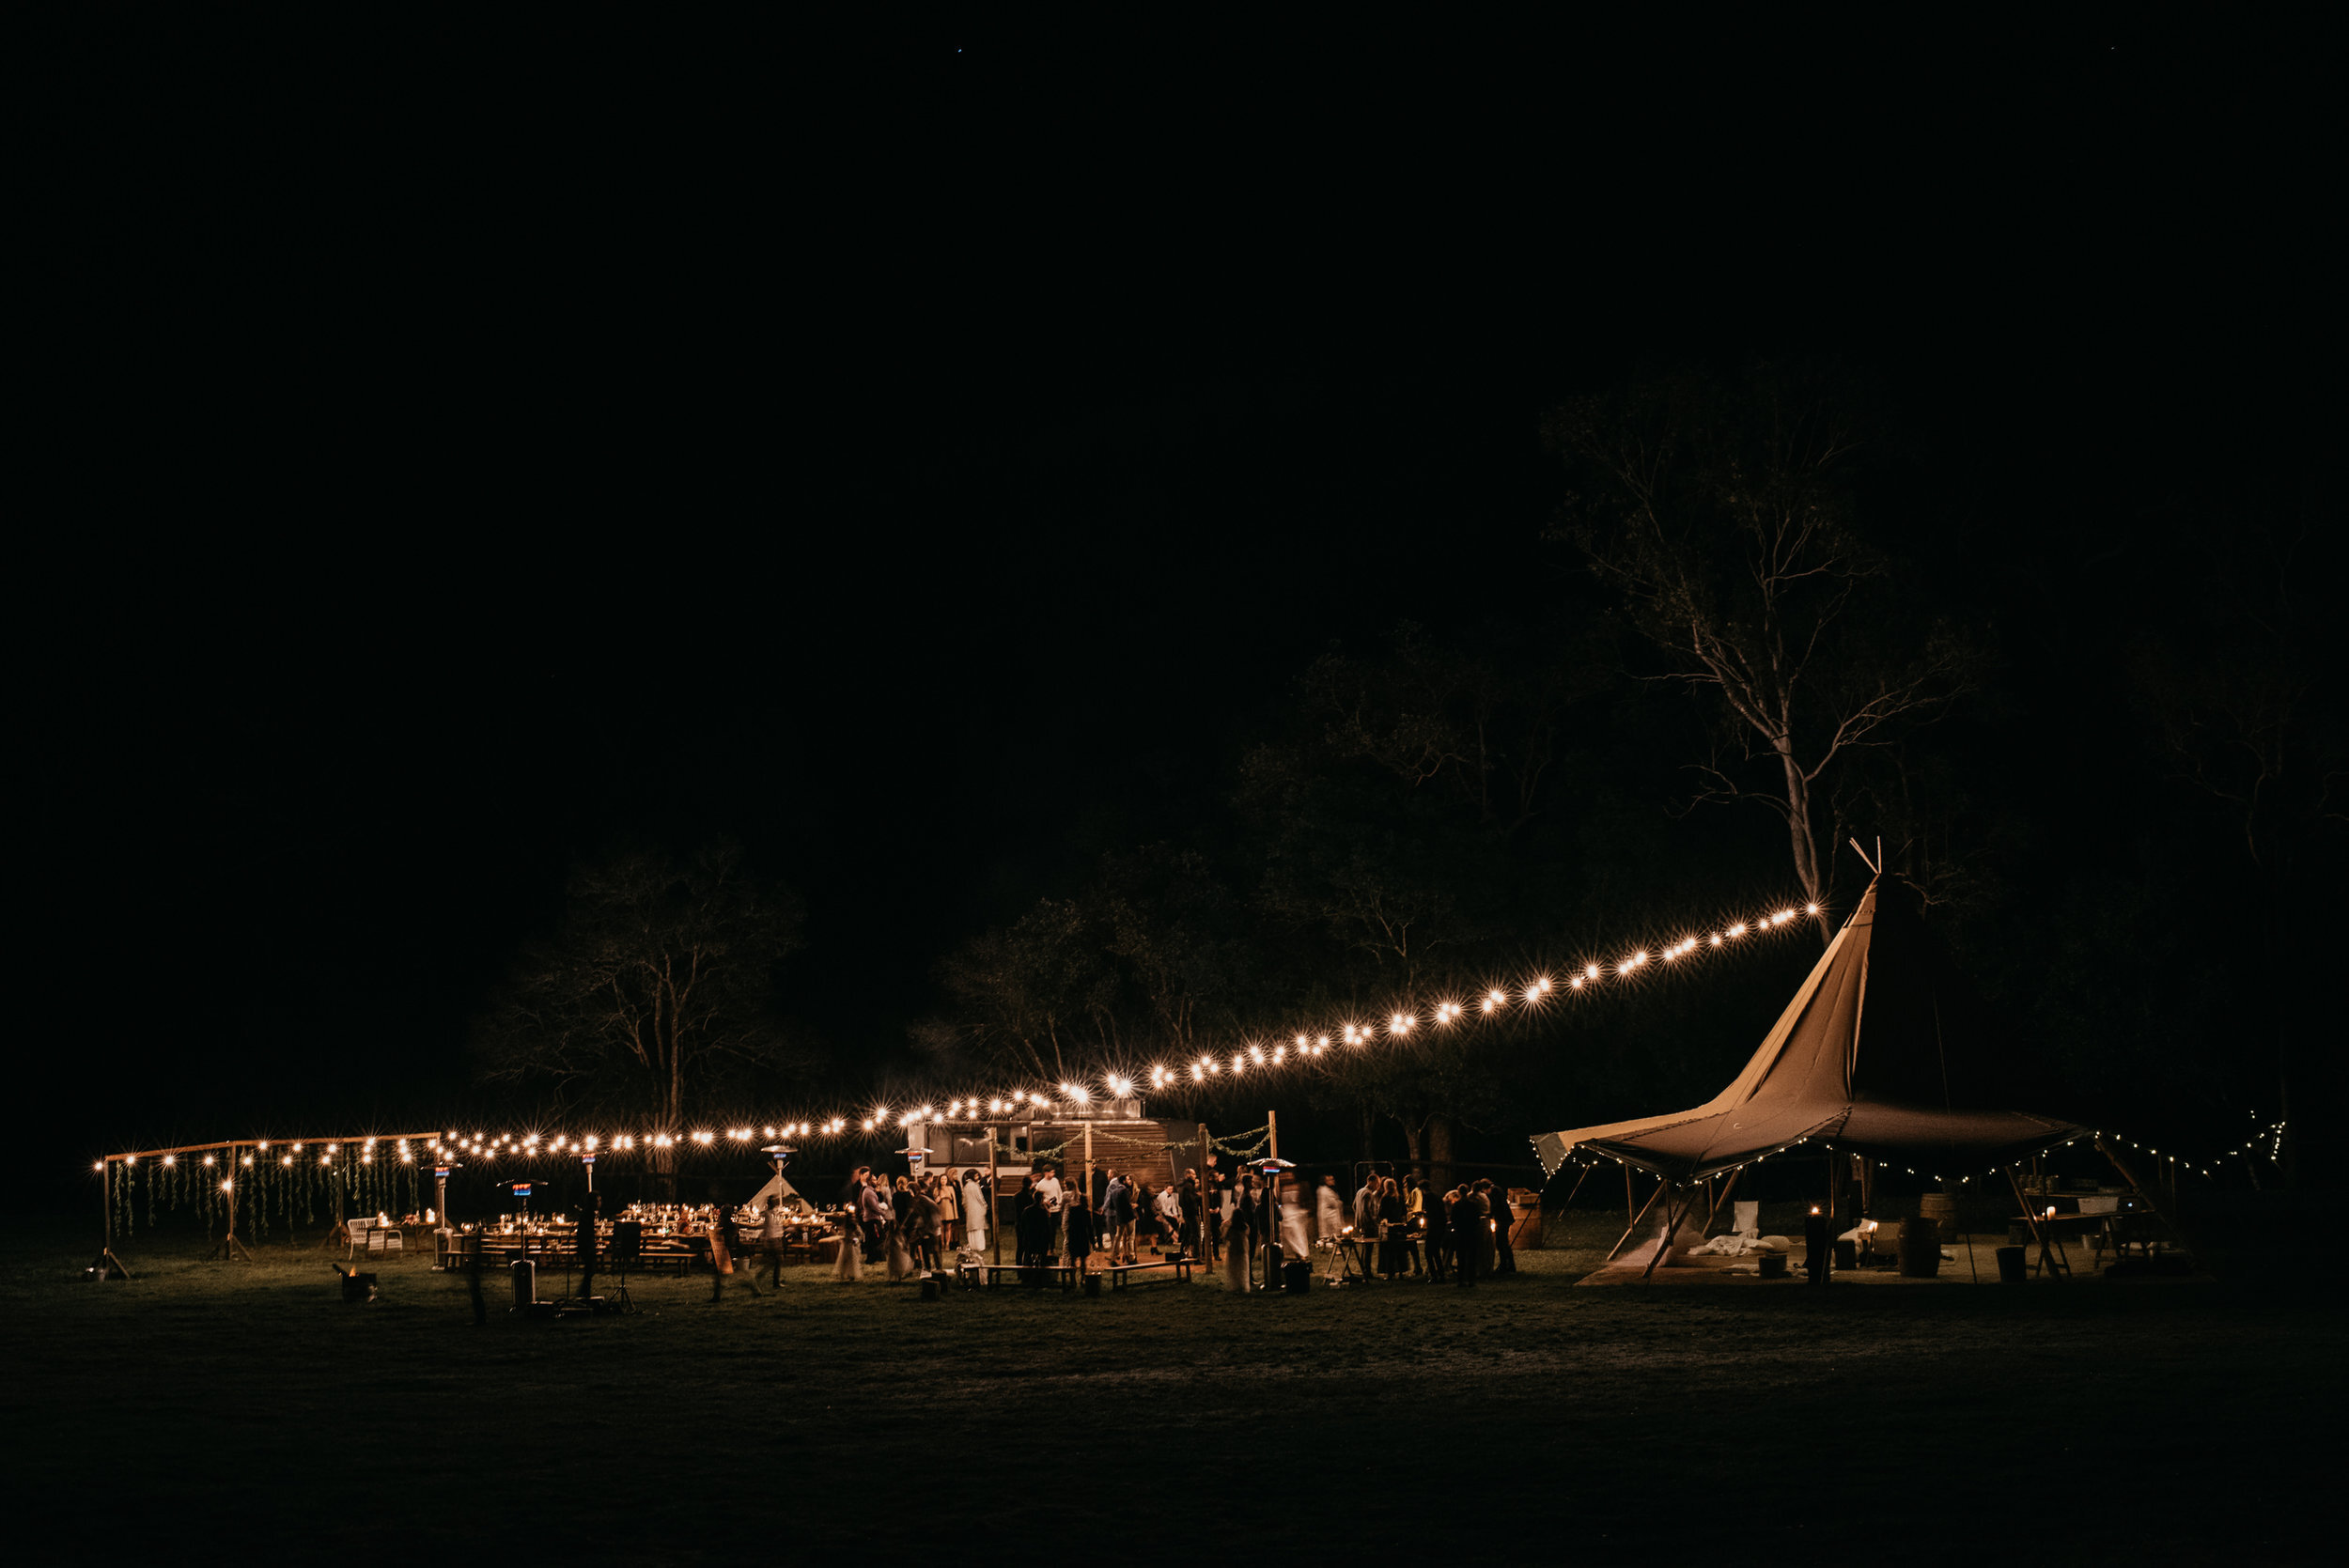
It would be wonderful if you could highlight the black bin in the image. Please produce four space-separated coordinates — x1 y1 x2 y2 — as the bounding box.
1283 1260 1312 1294
341 1270 377 1303
1995 1245 2028 1283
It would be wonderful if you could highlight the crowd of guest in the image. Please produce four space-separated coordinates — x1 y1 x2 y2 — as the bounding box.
790 1162 1522 1289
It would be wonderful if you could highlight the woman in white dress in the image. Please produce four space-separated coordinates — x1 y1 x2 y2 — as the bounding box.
832 1214 863 1281
1221 1176 1257 1291
960 1171 988 1251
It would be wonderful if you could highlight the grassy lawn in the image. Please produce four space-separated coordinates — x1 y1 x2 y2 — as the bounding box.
5 1208 2339 1563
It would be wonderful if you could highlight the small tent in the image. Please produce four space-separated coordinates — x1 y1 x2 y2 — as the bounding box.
744 1169 803 1212
1534 877 2079 1185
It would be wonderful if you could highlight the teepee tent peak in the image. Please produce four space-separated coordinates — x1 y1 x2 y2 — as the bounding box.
1532 877 2078 1183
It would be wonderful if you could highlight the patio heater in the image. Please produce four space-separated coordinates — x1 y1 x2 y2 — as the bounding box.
1250 1157 1297 1291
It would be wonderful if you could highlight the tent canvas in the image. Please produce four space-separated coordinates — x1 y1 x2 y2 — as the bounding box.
744 1170 802 1211
1533 878 2079 1184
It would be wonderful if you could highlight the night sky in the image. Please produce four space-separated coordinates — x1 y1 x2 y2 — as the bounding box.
22 24 2338 1203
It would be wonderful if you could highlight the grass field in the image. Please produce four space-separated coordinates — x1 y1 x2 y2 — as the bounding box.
5 1207 2340 1564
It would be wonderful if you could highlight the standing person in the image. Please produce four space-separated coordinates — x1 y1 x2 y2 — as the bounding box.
1065 1188 1098 1276
1455 1184 1490 1287
921 1169 949 1258
1278 1176 1312 1289
1315 1175 1345 1247
1423 1181 1453 1283
1132 1179 1158 1257
1221 1178 1254 1292
859 1174 890 1264
840 1166 871 1207
1377 1178 1406 1279
1354 1170 1381 1239
575 1192 601 1304
832 1209 863 1282
909 1178 941 1273
1177 1173 1203 1261
759 1193 789 1289
1154 1180 1182 1254
709 1201 760 1302
886 1179 917 1281
1033 1166 1066 1261
1485 1180 1517 1277
1013 1174 1038 1265
1212 1173 1235 1263
961 1169 988 1253
1102 1172 1134 1265
1403 1176 1425 1275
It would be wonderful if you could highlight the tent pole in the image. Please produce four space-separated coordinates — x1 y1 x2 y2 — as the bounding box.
2094 1136 2206 1277
1693 1165 1743 1239
1640 1185 1689 1283
1605 1178 1667 1262
1561 1161 1594 1211
1626 1163 1633 1226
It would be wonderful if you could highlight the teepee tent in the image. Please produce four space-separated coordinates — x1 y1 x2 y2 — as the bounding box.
1533 877 2079 1185
745 1168 802 1211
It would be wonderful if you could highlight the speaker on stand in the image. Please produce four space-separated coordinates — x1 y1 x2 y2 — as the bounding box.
609 1219 642 1313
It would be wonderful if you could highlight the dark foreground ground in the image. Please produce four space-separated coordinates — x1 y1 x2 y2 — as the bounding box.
5 1209 2340 1565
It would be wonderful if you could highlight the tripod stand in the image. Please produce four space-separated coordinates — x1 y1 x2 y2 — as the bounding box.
206 1180 254 1263
607 1220 641 1312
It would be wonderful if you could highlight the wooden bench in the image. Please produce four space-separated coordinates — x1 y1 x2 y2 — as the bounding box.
974 1262 1080 1290
1099 1255 1192 1289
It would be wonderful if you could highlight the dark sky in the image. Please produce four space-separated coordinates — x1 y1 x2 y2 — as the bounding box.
21 23 2335 1198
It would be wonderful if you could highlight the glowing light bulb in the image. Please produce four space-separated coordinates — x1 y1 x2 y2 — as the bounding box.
1316 1034 1330 1048
1805 903 1819 915
1709 934 1722 946
1584 965 1600 980
1729 924 1746 938
1570 976 1584 989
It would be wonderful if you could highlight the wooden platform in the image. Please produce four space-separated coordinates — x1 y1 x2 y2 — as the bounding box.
1576 1234 2203 1286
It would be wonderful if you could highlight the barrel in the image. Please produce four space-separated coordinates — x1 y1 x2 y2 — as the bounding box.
1897 1216 1941 1278
1919 1192 1959 1239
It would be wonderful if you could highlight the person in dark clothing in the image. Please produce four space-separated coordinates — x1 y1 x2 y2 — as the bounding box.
1064 1191 1097 1276
1177 1174 1203 1261
1455 1185 1489 1287
1484 1180 1517 1276
709 1202 760 1301
1423 1182 1452 1282
575 1192 600 1303
1012 1175 1039 1265
907 1181 941 1272
1377 1178 1406 1278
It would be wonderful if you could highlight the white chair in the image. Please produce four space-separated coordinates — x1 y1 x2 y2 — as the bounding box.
1734 1201 1761 1238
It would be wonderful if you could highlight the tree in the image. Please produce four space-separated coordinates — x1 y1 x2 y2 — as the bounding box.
474 843 807 1127
935 898 1127 1081
930 846 1252 1085
1548 364 1975 942
2131 521 2345 1183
